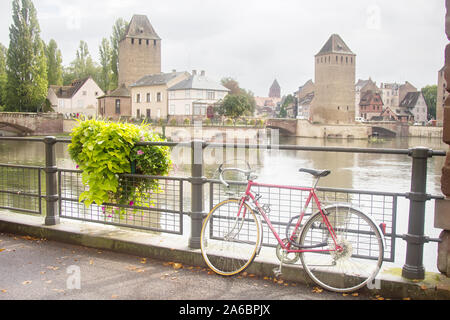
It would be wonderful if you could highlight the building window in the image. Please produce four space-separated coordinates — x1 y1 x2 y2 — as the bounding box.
146 109 151 118
131 38 134 45
82 91 87 96
154 40 157 46
169 91 175 99
207 91 215 100
139 39 142 45
115 99 120 114
169 104 175 115
137 109 141 118
136 93 141 103
194 104 206 115
157 92 162 102
146 93 151 103
185 104 190 115
185 90 190 98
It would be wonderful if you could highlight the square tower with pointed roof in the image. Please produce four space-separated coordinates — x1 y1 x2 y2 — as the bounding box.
118 14 162 88
311 34 356 124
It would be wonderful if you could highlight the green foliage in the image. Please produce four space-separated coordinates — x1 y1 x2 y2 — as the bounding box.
421 85 437 120
219 77 256 120
98 38 112 92
63 40 100 85
5 0 48 112
0 43 6 108
110 18 129 90
45 39 63 86
68 119 172 209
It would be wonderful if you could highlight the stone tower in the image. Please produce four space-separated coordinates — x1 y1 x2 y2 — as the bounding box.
269 79 281 98
311 34 356 124
118 15 161 88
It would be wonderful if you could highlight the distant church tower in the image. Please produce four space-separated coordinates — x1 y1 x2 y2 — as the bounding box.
269 79 281 98
311 34 356 124
118 15 162 88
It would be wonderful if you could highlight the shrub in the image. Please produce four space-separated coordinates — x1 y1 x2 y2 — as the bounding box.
68 118 172 208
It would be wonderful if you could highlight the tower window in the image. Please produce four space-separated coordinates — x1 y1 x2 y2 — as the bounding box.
346 57 348 63
131 38 134 45
146 39 149 45
154 40 157 46
139 39 142 45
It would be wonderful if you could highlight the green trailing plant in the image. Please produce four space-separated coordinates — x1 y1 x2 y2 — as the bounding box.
68 119 172 211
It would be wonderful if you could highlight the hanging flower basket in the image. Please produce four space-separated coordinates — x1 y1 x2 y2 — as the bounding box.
68 118 172 210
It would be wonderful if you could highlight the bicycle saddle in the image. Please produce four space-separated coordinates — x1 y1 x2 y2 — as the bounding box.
299 168 331 177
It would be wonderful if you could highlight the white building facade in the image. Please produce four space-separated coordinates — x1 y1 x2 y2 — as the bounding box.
167 71 229 122
47 77 104 118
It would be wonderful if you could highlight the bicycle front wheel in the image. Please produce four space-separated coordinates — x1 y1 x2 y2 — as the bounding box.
201 198 261 276
299 206 384 292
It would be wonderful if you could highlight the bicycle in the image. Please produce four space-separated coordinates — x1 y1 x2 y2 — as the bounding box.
200 164 385 293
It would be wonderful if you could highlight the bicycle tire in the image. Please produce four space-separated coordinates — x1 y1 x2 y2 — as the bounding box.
298 205 384 292
201 198 261 276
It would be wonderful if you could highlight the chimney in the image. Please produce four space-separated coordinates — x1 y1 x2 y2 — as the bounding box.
192 70 197 76
200 70 205 76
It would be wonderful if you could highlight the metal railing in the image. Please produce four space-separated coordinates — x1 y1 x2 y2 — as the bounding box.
0 136 447 280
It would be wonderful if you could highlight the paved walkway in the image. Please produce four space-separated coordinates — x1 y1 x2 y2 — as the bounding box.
0 232 373 301
0 210 449 301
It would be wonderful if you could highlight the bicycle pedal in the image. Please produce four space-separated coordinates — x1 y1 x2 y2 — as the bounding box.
272 267 282 277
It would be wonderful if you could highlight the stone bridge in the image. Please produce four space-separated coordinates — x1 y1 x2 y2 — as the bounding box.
266 118 408 138
0 112 63 136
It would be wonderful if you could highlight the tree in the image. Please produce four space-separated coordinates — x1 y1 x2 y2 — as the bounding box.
278 94 295 118
221 77 241 95
98 37 112 92
5 0 48 112
219 77 256 118
45 39 63 86
0 43 7 109
110 18 128 89
64 40 100 85
421 85 437 120
218 93 254 123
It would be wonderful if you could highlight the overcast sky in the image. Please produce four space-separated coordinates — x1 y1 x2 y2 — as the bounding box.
0 0 447 97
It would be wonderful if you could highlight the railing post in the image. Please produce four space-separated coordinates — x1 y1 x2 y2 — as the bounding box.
189 139 205 249
43 136 59 226
402 147 431 280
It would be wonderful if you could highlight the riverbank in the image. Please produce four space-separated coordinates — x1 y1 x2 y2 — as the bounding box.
61 119 444 141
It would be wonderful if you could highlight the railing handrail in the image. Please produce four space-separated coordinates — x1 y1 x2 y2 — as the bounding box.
0 136 447 157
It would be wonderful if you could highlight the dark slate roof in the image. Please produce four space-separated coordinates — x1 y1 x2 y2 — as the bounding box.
168 74 229 91
270 79 280 90
123 14 160 40
130 72 185 87
298 92 314 105
399 92 420 109
50 77 90 99
359 91 383 106
98 84 130 98
316 34 354 56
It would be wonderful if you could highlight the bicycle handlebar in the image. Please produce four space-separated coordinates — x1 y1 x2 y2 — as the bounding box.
218 164 255 188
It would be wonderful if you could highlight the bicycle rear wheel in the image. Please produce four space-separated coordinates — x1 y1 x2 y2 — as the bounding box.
201 198 261 276
299 206 384 292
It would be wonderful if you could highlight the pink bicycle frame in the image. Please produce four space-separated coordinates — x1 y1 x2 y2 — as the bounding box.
237 179 341 253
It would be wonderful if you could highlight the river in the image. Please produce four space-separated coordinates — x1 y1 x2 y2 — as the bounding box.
0 134 448 273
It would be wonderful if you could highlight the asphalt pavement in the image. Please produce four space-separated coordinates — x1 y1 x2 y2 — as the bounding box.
0 232 373 301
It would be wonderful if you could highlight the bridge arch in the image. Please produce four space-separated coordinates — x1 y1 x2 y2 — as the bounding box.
371 126 396 138
0 122 33 136
265 119 297 135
